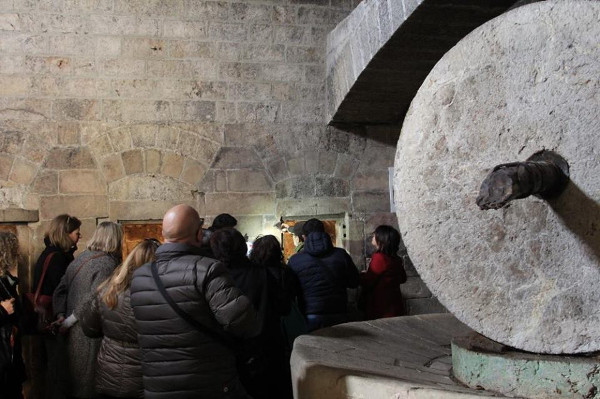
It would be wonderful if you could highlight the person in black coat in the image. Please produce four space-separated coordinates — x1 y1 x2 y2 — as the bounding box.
210 227 269 399
130 205 259 399
0 231 26 399
287 218 360 332
33 215 82 300
249 234 298 399
32 214 81 399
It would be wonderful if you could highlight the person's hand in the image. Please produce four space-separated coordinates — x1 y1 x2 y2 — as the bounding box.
1 298 15 315
58 314 77 335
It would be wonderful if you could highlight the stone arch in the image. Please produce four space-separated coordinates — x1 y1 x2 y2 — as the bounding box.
0 121 63 210
82 122 224 220
0 121 110 221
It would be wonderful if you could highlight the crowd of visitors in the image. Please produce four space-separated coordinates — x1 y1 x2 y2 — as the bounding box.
0 206 407 399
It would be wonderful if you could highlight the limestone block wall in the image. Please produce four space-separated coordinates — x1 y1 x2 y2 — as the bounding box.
0 0 409 285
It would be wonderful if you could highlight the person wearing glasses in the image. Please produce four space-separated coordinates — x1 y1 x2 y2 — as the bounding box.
32 214 81 399
53 221 123 399
0 231 25 399
79 238 160 399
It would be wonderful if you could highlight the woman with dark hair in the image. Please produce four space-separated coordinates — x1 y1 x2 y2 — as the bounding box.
360 225 407 320
32 213 81 399
210 228 269 399
249 234 297 399
0 231 26 398
209 213 237 231
80 238 160 399
34 214 82 312
53 221 123 399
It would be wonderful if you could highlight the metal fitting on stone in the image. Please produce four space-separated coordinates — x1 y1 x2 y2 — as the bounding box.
476 150 570 210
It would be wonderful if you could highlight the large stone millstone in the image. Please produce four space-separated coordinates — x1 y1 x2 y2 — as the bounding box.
394 1 600 354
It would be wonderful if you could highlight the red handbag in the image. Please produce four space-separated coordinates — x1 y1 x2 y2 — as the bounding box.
23 252 56 335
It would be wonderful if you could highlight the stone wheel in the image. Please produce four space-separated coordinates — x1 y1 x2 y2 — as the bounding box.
394 0 600 354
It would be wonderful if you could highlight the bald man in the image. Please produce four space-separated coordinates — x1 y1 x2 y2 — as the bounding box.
130 205 259 399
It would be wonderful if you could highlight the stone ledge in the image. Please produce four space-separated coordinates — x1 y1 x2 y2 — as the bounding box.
0 208 39 223
291 314 509 398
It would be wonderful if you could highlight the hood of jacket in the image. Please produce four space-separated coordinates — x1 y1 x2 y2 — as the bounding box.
303 232 333 257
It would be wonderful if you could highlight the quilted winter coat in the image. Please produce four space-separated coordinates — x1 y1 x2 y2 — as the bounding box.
288 231 360 316
130 242 260 399
80 289 143 398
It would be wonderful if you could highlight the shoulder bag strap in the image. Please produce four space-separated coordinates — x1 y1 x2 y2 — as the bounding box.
150 261 232 348
69 253 106 287
34 252 56 303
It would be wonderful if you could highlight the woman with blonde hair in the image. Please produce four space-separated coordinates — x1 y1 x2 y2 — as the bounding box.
53 221 123 399
0 231 25 398
80 238 160 399
32 214 81 399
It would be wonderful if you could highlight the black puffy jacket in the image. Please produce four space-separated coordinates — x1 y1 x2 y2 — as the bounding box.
130 243 260 399
288 232 360 315
80 289 143 398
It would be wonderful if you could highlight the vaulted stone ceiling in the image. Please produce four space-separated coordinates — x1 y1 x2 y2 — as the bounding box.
326 0 518 128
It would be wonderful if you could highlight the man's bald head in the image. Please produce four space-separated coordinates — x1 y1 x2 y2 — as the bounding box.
162 204 203 245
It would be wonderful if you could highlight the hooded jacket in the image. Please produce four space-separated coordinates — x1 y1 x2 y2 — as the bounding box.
288 232 359 316
130 242 260 399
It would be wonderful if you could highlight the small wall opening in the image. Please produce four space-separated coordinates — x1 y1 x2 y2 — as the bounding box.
120 221 163 260
280 213 347 262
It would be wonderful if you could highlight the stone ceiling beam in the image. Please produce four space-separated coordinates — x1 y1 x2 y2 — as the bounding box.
326 0 518 128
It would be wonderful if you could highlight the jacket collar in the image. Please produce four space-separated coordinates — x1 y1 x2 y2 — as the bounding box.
155 242 206 261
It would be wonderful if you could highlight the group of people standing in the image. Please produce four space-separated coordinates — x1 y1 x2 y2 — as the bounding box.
0 204 407 399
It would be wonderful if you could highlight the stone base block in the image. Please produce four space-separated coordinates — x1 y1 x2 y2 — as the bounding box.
452 334 600 399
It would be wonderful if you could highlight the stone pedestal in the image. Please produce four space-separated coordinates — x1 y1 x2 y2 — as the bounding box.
452 334 600 398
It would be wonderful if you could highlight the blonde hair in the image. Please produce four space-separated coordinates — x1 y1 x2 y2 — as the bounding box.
99 238 160 309
46 214 82 252
87 221 123 256
0 232 18 277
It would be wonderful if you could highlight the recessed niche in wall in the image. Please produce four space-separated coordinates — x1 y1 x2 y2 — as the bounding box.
119 221 162 260
281 214 346 263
